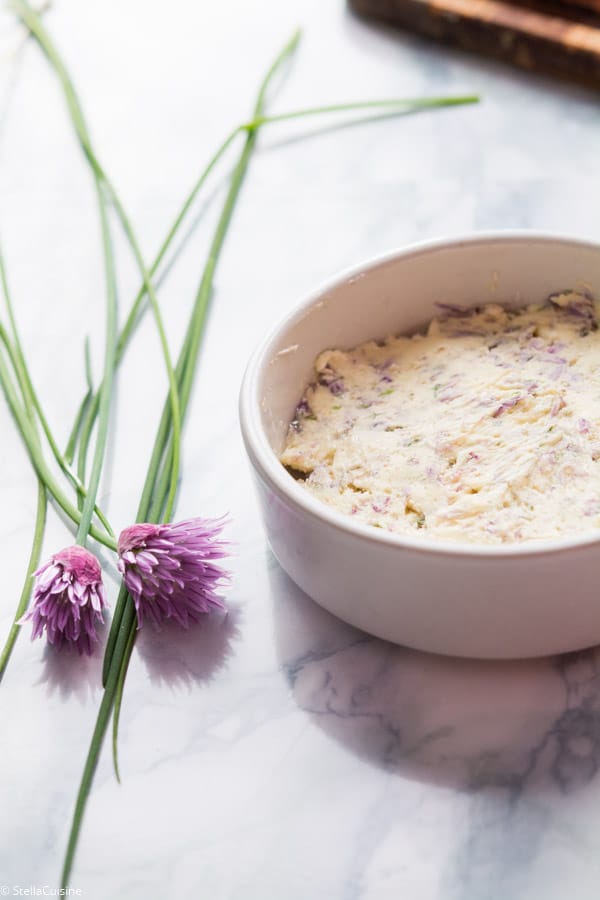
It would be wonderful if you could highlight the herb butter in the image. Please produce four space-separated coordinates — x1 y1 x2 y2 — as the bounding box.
280 292 600 544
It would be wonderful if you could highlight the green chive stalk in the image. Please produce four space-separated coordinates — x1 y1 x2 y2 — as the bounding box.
0 480 46 679
64 339 94 467
0 246 113 534
73 190 117 547
60 31 302 888
0 315 117 552
103 26 304 690
108 29 310 771
12 0 182 521
0 253 48 678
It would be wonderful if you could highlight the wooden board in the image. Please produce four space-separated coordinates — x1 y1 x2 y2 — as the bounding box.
546 0 600 14
349 0 600 86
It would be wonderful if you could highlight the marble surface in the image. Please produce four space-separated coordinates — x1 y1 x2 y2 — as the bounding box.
2 1 600 898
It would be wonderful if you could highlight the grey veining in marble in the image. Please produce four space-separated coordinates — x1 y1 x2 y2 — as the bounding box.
3 1 600 898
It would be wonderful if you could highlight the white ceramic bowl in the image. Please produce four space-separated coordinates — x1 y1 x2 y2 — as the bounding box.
240 233 600 659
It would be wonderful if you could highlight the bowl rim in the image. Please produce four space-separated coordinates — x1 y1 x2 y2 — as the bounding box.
239 230 600 559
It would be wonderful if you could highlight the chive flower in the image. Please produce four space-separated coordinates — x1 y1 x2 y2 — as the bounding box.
21 546 106 655
117 517 230 628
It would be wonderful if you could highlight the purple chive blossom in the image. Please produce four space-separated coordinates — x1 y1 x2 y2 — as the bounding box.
20 546 105 655
117 518 230 629
550 396 566 416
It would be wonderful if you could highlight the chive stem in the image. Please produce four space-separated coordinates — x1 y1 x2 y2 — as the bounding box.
12 0 182 522
75 187 117 547
0 321 113 536
60 601 136 887
111 622 136 784
102 29 302 684
64 386 93 468
242 93 480 130
66 31 303 887
0 323 117 551
0 478 47 680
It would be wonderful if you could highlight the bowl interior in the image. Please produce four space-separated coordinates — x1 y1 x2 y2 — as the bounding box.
256 236 600 457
